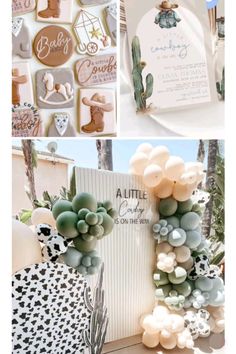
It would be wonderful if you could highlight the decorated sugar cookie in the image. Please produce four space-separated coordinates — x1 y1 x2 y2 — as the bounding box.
12 0 36 16
75 54 117 86
105 3 117 45
73 10 111 56
79 88 116 136
12 62 34 106
37 0 74 24
36 68 74 109
79 0 111 5
33 25 74 66
12 104 43 137
47 112 77 137
12 18 32 59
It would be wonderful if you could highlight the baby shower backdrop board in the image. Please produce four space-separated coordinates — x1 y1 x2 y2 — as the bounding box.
12 1 117 136
124 0 217 113
75 167 158 342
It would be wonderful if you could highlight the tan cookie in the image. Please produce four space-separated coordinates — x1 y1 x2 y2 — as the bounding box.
76 54 117 86
12 0 36 16
12 18 32 59
12 62 34 106
37 0 74 24
33 25 74 66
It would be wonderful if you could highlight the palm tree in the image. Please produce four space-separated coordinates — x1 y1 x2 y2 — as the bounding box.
197 140 206 189
202 140 218 238
21 139 38 209
96 140 113 171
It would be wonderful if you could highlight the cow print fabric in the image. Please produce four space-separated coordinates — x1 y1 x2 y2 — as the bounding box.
12 262 91 354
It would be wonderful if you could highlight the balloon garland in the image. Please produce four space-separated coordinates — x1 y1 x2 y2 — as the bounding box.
13 192 117 277
129 143 225 350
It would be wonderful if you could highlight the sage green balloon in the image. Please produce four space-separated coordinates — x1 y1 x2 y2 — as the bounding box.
180 212 200 231
87 266 98 275
78 208 90 220
72 193 97 213
77 220 89 234
97 213 104 225
168 267 187 284
159 197 178 217
82 256 92 267
85 212 98 226
103 200 113 211
97 207 107 213
173 281 192 297
177 199 193 214
52 200 73 219
56 211 79 238
77 265 87 275
101 213 114 236
73 236 97 253
89 225 103 237
166 216 180 228
108 208 118 219
82 234 94 242
62 247 83 268
153 270 169 287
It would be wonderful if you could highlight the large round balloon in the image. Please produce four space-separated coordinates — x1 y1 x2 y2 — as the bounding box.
143 164 163 188
56 211 79 238
129 152 149 175
31 208 56 228
72 193 97 213
165 156 185 181
12 219 43 274
52 200 73 219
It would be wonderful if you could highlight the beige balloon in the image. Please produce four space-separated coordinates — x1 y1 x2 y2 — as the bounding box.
149 146 170 167
31 207 56 228
143 164 163 188
12 219 43 274
129 152 149 175
142 331 160 348
179 171 197 185
136 143 153 156
154 178 174 198
172 183 193 202
160 332 177 349
156 242 173 256
165 156 185 181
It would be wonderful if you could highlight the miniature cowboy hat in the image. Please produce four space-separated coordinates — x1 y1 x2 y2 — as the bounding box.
157 1 179 10
82 94 114 112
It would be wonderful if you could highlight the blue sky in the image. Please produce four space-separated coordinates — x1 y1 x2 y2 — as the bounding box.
12 139 220 173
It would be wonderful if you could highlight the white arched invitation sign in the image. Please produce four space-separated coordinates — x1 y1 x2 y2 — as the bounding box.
124 0 217 112
75 167 158 342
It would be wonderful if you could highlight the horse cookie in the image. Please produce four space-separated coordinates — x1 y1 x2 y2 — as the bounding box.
12 0 36 16
47 112 76 137
37 0 74 24
33 25 74 67
79 88 116 136
76 54 117 86
12 18 32 59
36 68 74 109
12 62 34 106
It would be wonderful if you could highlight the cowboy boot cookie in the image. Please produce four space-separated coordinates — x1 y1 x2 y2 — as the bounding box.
38 0 61 18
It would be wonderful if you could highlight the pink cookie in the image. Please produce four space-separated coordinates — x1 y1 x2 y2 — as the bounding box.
12 0 36 16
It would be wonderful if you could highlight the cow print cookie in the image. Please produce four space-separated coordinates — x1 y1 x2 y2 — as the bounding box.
47 112 77 137
37 0 74 24
12 0 36 16
12 262 91 354
33 25 74 67
12 18 32 59
36 68 74 109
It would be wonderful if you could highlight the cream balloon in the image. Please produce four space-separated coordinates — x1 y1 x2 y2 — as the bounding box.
149 146 170 167
31 208 56 228
172 183 193 202
142 315 160 334
179 257 194 271
12 219 43 274
153 178 174 199
142 331 160 348
179 171 198 185
129 152 149 175
185 162 204 173
160 332 177 349
136 143 153 156
153 305 170 321
143 164 163 188
165 156 185 181
174 246 191 263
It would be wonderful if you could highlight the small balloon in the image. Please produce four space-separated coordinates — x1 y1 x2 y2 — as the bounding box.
165 156 185 181
153 178 174 199
136 143 153 155
143 164 163 188
142 331 160 348
149 146 170 167
129 152 149 175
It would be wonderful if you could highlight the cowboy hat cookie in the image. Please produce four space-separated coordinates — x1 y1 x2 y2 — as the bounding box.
47 112 77 137
73 10 111 56
79 88 116 136
75 54 117 86
12 18 32 59
12 0 36 16
37 0 74 24
36 68 74 109
12 62 34 106
33 25 74 67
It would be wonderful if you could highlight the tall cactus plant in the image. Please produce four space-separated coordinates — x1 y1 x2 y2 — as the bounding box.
83 264 108 354
131 36 154 112
216 67 225 100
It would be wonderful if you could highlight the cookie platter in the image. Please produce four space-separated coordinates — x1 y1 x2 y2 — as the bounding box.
12 0 117 137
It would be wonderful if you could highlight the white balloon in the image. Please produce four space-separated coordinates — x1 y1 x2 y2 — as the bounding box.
142 315 160 334
185 162 204 173
129 152 149 175
179 171 198 185
136 143 153 156
149 146 170 167
165 156 185 181
31 208 56 228
143 164 163 188
12 219 43 274
153 178 174 199
160 332 177 349
142 331 160 348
